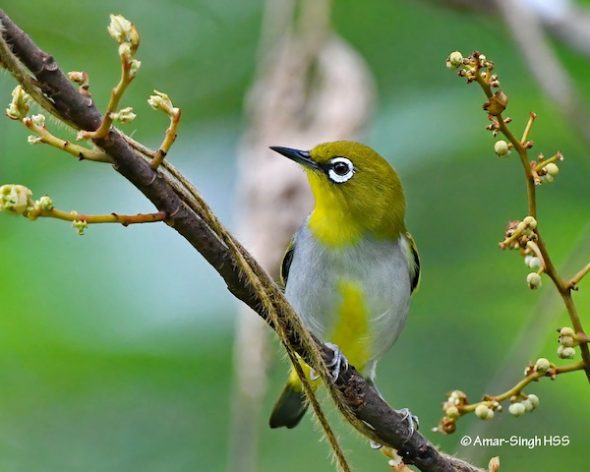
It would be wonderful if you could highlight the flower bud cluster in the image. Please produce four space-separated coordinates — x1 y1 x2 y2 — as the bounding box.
107 14 139 52
447 51 495 86
148 90 178 117
110 107 136 124
501 216 537 250
508 394 539 417
0 184 33 214
72 219 88 236
475 401 502 420
557 327 577 359
5 86 31 120
436 390 468 434
524 255 541 270
107 14 141 78
532 153 564 185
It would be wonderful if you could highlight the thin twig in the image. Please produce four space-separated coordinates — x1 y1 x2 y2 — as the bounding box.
22 116 110 162
474 60 590 383
150 108 180 170
569 262 590 289
42 209 166 225
461 360 585 413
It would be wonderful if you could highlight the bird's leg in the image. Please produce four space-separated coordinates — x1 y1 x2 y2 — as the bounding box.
367 409 419 453
323 342 349 382
395 407 419 439
309 342 349 382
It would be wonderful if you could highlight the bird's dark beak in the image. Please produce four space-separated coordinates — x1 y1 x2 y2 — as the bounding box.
270 146 320 171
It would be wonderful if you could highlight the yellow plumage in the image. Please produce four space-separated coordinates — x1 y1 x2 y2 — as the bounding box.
268 141 419 429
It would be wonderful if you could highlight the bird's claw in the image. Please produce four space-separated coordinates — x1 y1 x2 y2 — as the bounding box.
395 407 419 442
324 342 348 382
309 342 349 382
368 410 418 450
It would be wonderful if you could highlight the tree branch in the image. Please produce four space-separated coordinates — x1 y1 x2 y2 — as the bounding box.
0 10 484 472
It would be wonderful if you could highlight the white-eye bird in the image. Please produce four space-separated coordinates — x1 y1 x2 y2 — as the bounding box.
268 141 420 429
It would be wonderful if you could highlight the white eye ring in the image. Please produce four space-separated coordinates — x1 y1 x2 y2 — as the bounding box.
327 157 355 183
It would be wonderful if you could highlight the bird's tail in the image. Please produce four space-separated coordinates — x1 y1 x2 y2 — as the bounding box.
269 361 319 429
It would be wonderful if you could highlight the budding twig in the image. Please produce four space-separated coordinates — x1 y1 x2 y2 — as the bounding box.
78 15 140 140
23 114 110 162
147 90 181 170
465 360 585 413
0 185 166 235
469 51 590 381
441 50 590 433
436 358 585 433
41 208 167 226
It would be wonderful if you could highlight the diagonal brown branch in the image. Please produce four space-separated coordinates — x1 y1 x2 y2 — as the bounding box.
0 9 485 472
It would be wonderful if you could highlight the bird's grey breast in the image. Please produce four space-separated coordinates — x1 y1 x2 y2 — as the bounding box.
284 224 412 365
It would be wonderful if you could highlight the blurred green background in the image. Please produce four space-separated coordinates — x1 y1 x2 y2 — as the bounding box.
1 1 590 470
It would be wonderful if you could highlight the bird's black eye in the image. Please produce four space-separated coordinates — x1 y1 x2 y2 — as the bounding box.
327 157 355 183
333 161 350 176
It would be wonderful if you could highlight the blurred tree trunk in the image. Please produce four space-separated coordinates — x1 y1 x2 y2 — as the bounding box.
227 0 375 470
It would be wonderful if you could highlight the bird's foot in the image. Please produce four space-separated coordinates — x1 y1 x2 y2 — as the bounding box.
367 410 418 450
395 407 419 442
324 342 349 382
309 342 349 382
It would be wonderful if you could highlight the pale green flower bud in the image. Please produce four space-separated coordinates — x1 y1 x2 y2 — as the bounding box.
524 255 541 269
72 219 88 236
494 140 510 157
527 394 539 408
110 107 136 124
445 406 460 418
118 42 132 60
527 272 542 289
559 327 574 337
522 216 537 229
147 90 175 115
30 114 46 128
37 195 54 211
545 163 559 176
522 399 534 412
509 402 526 417
557 345 575 359
446 51 464 69
534 358 550 373
0 184 33 214
5 85 31 120
107 15 138 43
129 59 142 78
475 404 493 420
559 335 575 347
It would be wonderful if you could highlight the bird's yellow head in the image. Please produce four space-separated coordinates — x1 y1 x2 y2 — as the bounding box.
271 141 406 246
